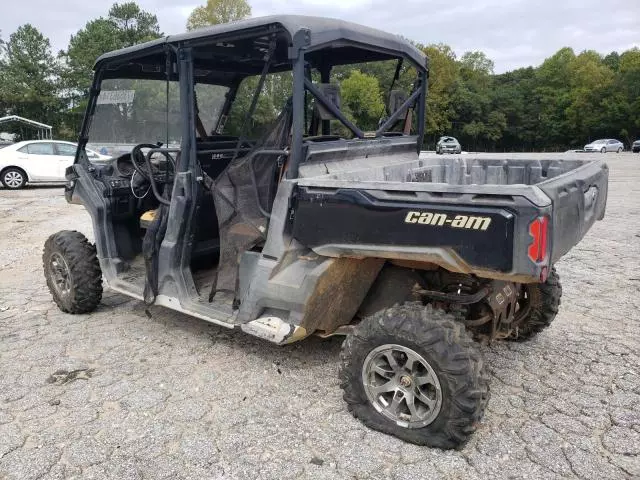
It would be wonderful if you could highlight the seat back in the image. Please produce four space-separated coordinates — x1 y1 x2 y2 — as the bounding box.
309 84 341 136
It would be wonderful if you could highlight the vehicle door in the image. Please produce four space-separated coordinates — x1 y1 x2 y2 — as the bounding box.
19 143 59 181
53 143 78 179
607 140 617 152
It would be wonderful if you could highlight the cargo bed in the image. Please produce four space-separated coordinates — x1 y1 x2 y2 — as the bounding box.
292 147 608 282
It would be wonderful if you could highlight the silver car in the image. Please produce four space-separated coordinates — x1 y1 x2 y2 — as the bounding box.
584 139 624 153
436 136 462 154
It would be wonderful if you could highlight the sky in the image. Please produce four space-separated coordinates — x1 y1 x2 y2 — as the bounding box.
1 0 639 73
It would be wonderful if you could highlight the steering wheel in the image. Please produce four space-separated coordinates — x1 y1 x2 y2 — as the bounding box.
130 143 175 182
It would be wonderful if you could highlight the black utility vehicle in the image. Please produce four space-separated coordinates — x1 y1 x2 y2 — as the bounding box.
43 16 608 448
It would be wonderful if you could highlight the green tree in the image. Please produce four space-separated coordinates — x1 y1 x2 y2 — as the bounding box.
616 48 640 143
534 47 575 148
491 67 540 150
421 44 458 140
0 25 61 133
603 51 620 72
449 51 499 150
57 2 162 137
60 2 162 95
340 70 386 131
61 19 122 96
565 50 614 142
186 0 251 30
108 2 160 46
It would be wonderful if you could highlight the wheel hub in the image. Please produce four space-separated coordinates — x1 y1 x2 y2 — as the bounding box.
362 344 442 428
4 171 23 188
48 253 71 297
399 375 412 388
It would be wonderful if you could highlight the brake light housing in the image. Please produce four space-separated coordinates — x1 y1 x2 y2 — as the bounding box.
528 216 549 264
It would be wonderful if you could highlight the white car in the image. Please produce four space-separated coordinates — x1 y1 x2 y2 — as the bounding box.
0 140 110 189
583 139 624 153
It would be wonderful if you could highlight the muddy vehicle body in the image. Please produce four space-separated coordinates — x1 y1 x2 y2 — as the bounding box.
43 16 608 448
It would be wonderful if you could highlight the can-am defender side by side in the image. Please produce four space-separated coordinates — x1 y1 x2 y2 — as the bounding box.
43 16 608 449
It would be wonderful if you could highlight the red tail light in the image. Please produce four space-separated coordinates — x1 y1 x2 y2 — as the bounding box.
528 216 549 263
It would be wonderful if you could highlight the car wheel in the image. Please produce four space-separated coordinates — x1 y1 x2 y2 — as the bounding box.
340 303 489 449
1 168 27 189
617 147 622 153
600 147 606 153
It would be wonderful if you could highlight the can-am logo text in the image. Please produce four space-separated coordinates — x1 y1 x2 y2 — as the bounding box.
404 211 492 231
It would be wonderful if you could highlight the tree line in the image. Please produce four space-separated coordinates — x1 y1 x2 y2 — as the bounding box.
0 0 638 150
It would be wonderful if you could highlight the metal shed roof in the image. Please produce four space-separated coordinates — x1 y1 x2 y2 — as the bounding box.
95 15 427 69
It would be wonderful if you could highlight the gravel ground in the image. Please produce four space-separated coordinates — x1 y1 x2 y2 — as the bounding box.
0 154 639 479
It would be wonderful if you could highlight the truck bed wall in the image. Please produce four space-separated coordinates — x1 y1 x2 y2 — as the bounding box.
302 152 591 187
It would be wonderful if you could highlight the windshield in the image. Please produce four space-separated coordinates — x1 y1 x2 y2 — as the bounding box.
86 78 228 157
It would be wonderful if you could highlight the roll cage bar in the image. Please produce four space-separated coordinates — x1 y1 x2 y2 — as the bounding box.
77 19 428 179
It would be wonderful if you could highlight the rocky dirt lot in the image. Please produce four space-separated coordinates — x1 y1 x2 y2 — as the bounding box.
0 154 639 479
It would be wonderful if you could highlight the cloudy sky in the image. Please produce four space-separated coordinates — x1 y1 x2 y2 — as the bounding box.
2 0 638 72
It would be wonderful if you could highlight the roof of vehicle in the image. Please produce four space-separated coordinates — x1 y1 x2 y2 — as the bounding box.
95 15 427 69
9 140 76 146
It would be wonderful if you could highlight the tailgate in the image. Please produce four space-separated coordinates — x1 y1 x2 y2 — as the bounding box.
288 187 532 275
538 159 608 262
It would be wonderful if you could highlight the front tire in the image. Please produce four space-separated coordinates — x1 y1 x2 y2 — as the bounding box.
43 231 103 314
601 147 606 153
340 303 489 449
1 168 27 189
508 267 562 341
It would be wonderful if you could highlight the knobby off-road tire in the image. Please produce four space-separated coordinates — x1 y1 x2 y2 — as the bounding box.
43 230 102 314
508 267 562 342
339 303 489 449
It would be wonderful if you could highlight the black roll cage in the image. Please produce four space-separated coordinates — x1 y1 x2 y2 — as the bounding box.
76 23 428 180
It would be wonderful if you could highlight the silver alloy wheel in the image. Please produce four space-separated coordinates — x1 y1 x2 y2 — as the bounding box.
3 170 24 188
48 253 72 297
362 344 442 428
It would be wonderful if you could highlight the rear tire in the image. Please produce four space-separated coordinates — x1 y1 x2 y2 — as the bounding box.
1 167 27 189
617 147 623 153
507 267 562 341
43 231 103 314
340 303 489 449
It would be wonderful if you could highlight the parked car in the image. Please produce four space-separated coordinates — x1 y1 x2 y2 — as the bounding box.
632 139 640 153
0 141 13 149
436 136 462 154
584 139 624 153
0 140 109 189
